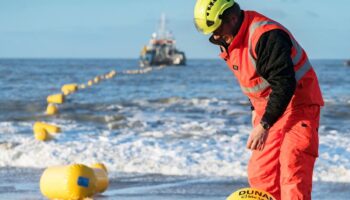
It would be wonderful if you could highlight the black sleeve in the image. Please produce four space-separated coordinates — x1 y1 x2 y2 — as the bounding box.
255 29 296 127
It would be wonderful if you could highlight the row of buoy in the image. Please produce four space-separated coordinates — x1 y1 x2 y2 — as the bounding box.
34 70 117 141
34 67 158 199
35 71 117 199
35 67 159 141
122 66 161 75
123 68 150 74
45 70 117 114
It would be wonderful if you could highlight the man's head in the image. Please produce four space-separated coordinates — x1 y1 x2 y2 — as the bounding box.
194 0 242 44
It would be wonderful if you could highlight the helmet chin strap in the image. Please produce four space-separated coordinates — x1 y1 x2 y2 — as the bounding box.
223 35 234 45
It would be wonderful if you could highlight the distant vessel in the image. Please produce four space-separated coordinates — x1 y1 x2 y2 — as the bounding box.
139 14 186 67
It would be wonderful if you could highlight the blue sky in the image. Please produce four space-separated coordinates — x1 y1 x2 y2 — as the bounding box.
1 0 349 59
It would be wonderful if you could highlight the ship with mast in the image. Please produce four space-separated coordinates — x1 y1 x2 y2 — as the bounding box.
139 14 186 67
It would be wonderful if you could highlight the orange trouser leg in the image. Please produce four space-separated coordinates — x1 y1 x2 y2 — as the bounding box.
279 106 320 200
279 145 316 200
248 105 320 200
247 129 283 200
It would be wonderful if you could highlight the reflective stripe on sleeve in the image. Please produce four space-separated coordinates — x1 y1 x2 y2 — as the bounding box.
241 20 311 94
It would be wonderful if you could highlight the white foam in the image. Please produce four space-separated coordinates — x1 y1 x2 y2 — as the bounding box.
0 120 250 179
0 99 350 183
314 127 350 182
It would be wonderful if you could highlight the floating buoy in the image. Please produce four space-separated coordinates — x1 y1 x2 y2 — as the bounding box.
88 80 93 86
79 84 86 89
93 77 100 83
46 103 58 115
40 163 109 200
33 122 61 134
47 93 65 104
61 84 78 95
226 188 276 200
109 70 116 77
34 128 51 141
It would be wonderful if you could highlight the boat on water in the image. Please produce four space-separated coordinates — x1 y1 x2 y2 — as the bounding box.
139 14 186 67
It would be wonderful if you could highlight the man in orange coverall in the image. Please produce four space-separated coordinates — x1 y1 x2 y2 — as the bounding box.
194 0 324 199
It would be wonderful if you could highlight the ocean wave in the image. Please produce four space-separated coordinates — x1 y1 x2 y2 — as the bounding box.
0 121 350 183
1 58 349 183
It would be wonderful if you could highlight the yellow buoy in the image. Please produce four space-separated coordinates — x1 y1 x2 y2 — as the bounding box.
40 164 97 200
91 163 108 173
91 163 109 193
40 163 109 199
88 80 93 86
34 128 51 141
47 93 65 104
33 122 61 134
46 103 58 115
62 83 78 95
93 77 100 83
226 188 276 200
110 70 116 76
79 84 86 89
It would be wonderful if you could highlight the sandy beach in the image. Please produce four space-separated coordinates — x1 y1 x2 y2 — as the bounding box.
0 167 349 200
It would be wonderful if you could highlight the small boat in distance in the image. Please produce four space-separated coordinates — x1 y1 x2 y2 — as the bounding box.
139 14 186 67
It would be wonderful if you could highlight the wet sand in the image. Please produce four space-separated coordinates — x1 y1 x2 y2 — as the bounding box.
0 167 349 200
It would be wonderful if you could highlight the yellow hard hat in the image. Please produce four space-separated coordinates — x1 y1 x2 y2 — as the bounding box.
226 188 276 200
194 0 235 35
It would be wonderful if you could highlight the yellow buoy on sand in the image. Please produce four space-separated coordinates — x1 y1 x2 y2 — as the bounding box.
47 93 65 104
226 188 276 200
91 163 108 173
46 103 58 115
33 122 61 134
91 163 109 193
40 164 96 199
61 83 78 95
40 163 109 199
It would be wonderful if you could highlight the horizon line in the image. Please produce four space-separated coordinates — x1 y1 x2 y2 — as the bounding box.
0 57 348 60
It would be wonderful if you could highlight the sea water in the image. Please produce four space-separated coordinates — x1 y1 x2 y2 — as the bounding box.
0 59 349 199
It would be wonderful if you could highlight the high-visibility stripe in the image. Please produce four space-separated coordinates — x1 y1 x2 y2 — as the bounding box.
248 20 303 67
295 59 312 81
240 20 312 94
241 59 312 94
248 21 277 68
291 39 303 65
240 78 270 93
